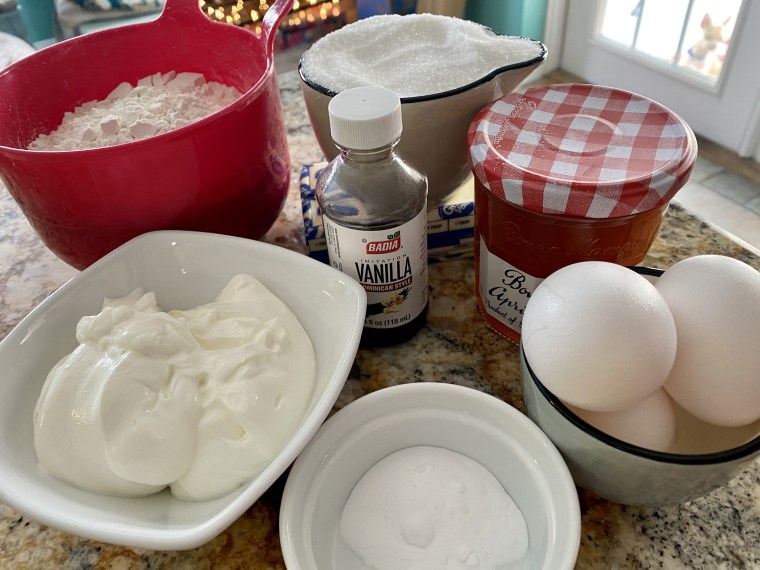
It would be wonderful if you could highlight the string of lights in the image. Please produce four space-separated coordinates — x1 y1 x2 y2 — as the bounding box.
198 0 348 36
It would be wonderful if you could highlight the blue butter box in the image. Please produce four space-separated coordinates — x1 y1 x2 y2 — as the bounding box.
301 162 475 264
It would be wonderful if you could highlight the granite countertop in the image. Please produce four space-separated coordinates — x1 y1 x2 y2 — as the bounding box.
1 70 759 569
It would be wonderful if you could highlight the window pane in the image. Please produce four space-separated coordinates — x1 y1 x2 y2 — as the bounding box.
635 0 690 63
598 0 640 48
677 0 742 81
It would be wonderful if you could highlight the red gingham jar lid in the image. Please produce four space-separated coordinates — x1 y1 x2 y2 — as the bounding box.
468 83 698 218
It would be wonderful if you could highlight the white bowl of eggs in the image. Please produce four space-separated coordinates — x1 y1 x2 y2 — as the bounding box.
0 230 366 549
519 257 760 506
279 382 581 570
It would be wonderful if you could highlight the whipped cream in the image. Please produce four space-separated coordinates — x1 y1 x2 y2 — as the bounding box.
33 274 316 501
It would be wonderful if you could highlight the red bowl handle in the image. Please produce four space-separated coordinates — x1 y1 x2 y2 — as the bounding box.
158 0 292 55
262 0 294 52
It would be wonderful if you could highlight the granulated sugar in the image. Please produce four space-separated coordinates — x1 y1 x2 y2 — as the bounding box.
28 71 241 151
300 14 544 98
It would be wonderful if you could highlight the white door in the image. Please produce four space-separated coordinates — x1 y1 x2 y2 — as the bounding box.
560 0 760 157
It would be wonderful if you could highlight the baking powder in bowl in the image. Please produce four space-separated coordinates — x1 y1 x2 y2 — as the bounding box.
339 446 528 570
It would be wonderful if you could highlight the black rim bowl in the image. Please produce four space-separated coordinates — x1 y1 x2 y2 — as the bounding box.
298 31 547 104
522 265 760 466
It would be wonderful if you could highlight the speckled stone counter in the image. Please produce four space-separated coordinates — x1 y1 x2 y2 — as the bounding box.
1 71 758 570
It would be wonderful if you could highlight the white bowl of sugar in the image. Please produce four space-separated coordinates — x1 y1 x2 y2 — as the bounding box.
299 14 547 205
279 382 580 570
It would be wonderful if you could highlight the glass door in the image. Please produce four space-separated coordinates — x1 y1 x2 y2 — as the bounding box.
598 0 740 88
561 0 760 156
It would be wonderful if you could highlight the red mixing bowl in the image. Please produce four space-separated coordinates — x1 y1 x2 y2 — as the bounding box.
0 0 292 269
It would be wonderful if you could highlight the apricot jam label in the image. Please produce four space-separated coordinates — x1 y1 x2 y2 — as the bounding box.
478 238 542 335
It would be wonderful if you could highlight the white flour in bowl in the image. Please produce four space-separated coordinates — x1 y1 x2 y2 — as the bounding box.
28 71 242 151
300 13 544 98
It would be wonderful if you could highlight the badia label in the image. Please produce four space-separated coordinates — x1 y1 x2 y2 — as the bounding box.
324 211 428 329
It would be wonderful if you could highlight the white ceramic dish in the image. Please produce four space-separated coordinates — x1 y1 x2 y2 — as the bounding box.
279 382 581 570
0 230 366 550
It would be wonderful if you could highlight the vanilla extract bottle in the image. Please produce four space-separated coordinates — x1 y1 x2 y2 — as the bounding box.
315 86 429 347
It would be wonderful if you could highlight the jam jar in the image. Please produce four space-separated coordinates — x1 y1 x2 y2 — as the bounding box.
468 83 697 344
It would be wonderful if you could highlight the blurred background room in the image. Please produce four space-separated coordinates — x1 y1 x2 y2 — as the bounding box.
1 0 759 249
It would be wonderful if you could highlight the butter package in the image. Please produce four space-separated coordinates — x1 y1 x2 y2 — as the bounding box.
301 163 475 264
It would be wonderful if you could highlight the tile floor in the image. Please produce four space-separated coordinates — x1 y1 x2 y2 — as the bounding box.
279 45 760 252
675 155 760 250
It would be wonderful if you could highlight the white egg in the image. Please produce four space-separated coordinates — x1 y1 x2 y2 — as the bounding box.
522 261 677 412
656 255 760 427
567 388 677 453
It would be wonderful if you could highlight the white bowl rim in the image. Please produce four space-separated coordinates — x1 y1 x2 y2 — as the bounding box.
279 381 581 569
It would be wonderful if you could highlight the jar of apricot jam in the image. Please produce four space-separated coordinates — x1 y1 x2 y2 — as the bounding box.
468 83 697 344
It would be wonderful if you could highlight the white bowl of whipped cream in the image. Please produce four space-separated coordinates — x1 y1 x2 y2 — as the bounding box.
0 231 366 550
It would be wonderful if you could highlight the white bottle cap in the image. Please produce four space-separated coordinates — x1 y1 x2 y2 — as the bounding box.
327 86 403 150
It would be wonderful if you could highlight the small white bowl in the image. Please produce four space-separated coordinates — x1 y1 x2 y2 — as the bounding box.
0 230 366 550
279 382 580 570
